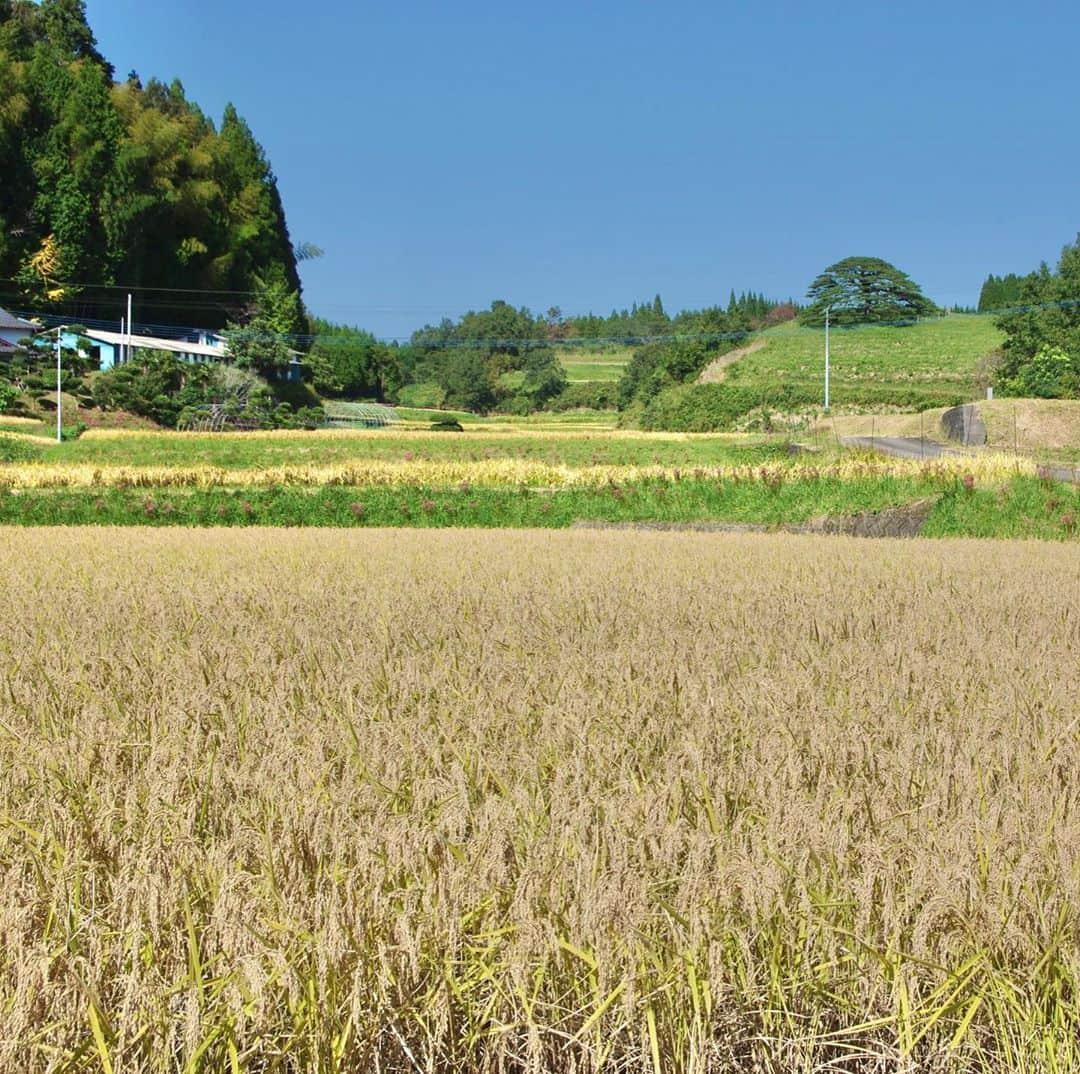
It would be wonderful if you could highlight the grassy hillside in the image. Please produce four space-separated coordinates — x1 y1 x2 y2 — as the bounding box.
711 314 1004 411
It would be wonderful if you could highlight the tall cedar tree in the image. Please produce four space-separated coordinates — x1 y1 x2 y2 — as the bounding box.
977 273 1027 313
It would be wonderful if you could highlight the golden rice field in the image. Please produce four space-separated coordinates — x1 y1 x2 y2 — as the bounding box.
0 452 1037 491
1 528 1078 1072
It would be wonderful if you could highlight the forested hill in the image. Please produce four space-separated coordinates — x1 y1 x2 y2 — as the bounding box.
0 0 302 331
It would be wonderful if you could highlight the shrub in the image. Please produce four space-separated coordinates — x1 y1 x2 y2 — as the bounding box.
999 344 1079 399
638 384 777 431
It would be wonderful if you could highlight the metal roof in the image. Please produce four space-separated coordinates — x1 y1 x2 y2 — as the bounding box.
80 328 226 359
0 307 37 332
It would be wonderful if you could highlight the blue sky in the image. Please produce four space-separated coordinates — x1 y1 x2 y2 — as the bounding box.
86 0 1080 339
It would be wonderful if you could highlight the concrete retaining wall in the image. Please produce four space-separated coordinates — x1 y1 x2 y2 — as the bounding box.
940 404 986 446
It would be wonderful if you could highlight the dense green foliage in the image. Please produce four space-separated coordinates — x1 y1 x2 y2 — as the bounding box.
995 237 1080 398
0 324 98 415
617 338 739 410
395 293 797 416
404 300 567 414
0 0 301 329
636 383 787 432
92 351 323 429
306 319 402 400
609 303 811 427
978 272 1026 313
91 351 221 426
800 257 937 327
546 381 618 411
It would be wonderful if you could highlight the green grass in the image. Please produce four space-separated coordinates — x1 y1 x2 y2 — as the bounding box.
924 475 1080 539
393 381 445 408
0 419 52 437
0 474 941 528
3 474 1076 537
559 346 632 383
391 405 492 424
47 429 789 468
722 314 1003 410
393 406 618 427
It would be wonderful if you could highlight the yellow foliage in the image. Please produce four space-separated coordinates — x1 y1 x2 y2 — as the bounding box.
28 233 61 279
25 233 68 303
0 453 1035 491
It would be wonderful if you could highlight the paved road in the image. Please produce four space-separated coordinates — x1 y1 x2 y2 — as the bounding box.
844 436 1079 483
844 436 948 461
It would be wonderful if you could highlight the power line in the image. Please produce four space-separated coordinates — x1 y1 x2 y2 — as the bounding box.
7 294 1080 348
0 275 264 297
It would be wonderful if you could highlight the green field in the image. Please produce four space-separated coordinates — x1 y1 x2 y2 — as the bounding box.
559 345 633 383
716 314 1004 410
0 421 1075 539
33 427 787 469
2 411 1075 540
1 474 1077 539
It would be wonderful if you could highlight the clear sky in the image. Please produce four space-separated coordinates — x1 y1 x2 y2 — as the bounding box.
85 0 1080 340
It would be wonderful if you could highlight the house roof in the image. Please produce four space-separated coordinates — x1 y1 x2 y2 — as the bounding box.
0 307 37 332
0 338 17 353
81 328 226 359
80 328 301 361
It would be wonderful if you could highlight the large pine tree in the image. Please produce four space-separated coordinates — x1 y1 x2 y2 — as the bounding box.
800 256 937 327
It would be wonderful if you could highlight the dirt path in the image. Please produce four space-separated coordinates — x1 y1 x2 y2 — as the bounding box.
697 337 768 383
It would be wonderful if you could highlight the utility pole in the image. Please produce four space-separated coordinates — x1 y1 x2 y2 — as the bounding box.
55 326 63 442
126 292 133 364
824 305 831 410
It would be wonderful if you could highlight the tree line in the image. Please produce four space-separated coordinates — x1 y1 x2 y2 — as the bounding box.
4 0 1076 424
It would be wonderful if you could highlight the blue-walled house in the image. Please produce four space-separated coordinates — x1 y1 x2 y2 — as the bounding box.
62 327 303 381
63 327 228 370
3 314 302 381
